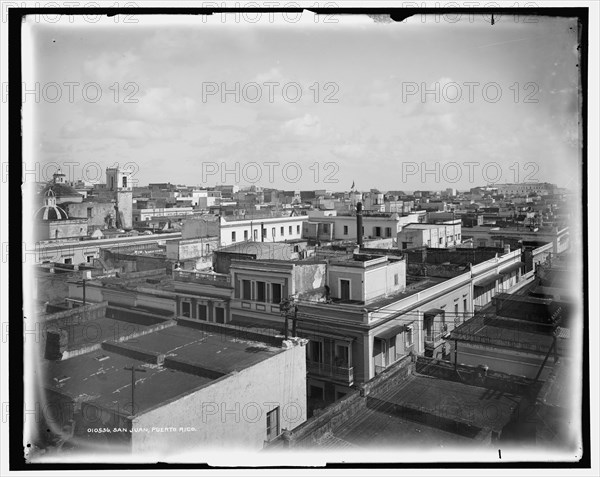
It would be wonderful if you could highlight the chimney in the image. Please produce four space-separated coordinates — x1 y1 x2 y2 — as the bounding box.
356 202 363 248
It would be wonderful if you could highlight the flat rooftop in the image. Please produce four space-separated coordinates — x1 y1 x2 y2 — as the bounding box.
44 349 213 416
364 275 447 310
451 314 555 353
402 223 458 229
92 271 175 292
217 241 300 255
60 317 158 352
463 225 565 235
129 325 281 374
43 323 283 416
321 374 520 448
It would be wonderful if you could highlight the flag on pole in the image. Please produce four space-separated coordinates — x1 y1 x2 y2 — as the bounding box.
351 181 355 190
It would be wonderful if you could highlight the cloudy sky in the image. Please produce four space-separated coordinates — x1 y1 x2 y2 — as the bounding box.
25 12 581 192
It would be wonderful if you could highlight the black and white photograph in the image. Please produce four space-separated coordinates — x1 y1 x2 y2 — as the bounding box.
1 1 597 473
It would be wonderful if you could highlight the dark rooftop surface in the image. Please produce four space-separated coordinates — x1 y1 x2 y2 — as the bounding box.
93 272 175 292
44 324 282 415
63 317 153 351
331 407 477 448
380 375 520 431
451 314 554 353
129 325 281 374
325 374 521 447
44 350 213 415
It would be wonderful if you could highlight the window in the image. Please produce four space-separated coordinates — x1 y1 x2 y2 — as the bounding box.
64 257 72 264
256 281 266 302
262 228 267 238
296 225 300 234
340 279 351 301
289 226 292 234
254 229 258 240
309 340 323 363
86 255 93 263
439 237 444 244
405 326 414 347
271 283 282 304
463 298 467 312
374 338 387 366
280 226 284 236
454 303 459 319
206 243 211 253
323 224 329 233
385 227 392 238
231 231 236 242
87 207 93 218
271 227 276 238
197 304 208 321
215 307 225 324
266 407 280 441
242 280 252 300
334 344 349 367
244 230 248 240
343 225 348 235
122 176 127 188
181 301 191 318
374 226 381 237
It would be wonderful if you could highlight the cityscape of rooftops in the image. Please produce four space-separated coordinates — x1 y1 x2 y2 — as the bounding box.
14 7 588 470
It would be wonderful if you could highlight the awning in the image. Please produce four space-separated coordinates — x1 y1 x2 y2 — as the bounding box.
423 308 444 317
499 261 525 275
375 325 405 341
473 273 503 287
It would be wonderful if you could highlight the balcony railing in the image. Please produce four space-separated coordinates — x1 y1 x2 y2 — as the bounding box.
306 360 353 384
173 269 231 286
424 329 445 347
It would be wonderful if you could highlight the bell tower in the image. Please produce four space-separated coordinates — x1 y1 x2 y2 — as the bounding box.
106 167 133 229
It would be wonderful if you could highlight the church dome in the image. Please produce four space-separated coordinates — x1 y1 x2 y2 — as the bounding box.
39 169 83 202
40 182 82 200
34 189 69 221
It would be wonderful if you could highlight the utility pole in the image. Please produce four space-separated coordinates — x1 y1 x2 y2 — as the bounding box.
292 304 298 337
74 270 92 306
454 340 458 371
124 365 147 416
